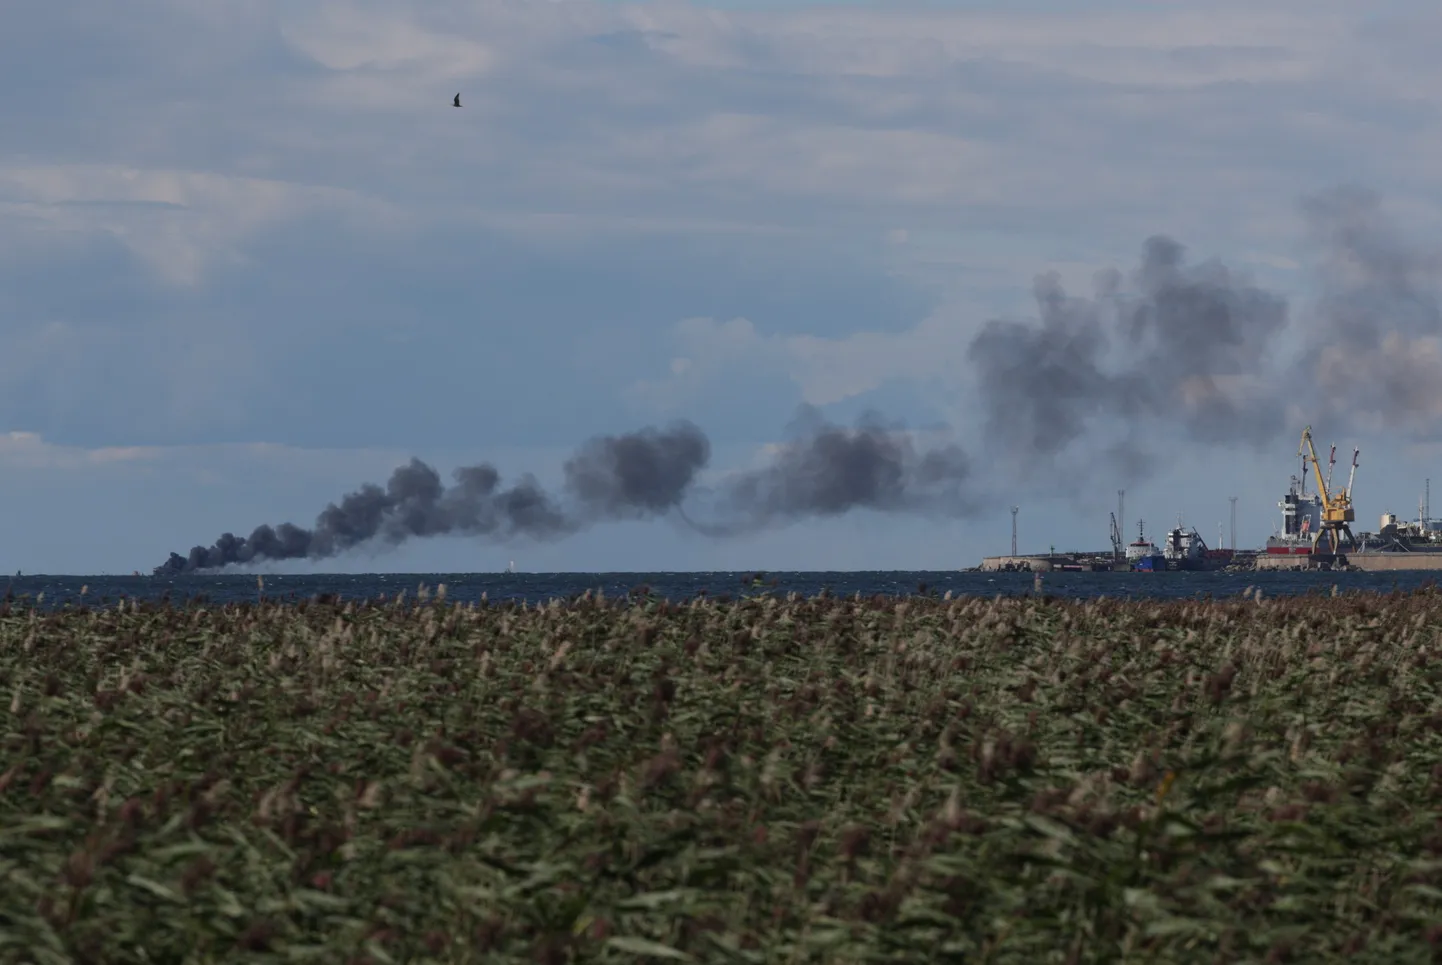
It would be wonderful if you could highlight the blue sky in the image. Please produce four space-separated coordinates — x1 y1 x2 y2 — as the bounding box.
5 0 1442 574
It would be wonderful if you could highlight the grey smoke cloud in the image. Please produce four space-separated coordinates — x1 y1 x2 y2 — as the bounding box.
683 408 976 536
154 414 976 574
1296 185 1442 433
966 270 1123 460
964 186 1442 478
564 423 712 519
967 235 1290 472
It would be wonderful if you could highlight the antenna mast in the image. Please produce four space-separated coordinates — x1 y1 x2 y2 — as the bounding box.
1010 506 1019 557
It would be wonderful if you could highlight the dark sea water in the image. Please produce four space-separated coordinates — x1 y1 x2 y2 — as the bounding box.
2 569 1440 609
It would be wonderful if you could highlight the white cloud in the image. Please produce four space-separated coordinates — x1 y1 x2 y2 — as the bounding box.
0 165 389 286
11 0 1431 254
724 5 1356 85
0 431 158 470
0 430 419 476
280 10 496 76
8 0 1441 295
629 307 982 409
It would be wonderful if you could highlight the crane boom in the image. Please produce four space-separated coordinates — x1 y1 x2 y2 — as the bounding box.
1299 427 1329 507
1298 425 1357 554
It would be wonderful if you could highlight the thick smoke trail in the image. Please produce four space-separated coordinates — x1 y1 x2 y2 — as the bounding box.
153 414 977 574
154 422 710 574
564 423 711 519
686 409 976 536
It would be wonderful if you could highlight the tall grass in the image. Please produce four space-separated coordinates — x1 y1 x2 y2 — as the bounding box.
4 587 1442 962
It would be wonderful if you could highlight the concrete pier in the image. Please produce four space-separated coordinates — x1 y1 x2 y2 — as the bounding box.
979 555 1052 572
1346 552 1442 572
1251 551 1442 572
1252 554 1328 571
978 554 1130 573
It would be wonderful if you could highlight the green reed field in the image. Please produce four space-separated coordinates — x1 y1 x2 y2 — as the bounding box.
5 585 1442 964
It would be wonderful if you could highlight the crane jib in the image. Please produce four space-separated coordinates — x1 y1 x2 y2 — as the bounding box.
1297 425 1359 554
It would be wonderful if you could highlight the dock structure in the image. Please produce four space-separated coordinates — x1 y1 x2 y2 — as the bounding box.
979 555 1047 572
1253 551 1442 572
1347 552 1442 571
1252 553 1339 571
974 453 1442 573
979 553 1129 573
980 551 1442 573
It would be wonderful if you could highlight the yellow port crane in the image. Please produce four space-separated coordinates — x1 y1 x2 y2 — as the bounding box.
1298 425 1359 554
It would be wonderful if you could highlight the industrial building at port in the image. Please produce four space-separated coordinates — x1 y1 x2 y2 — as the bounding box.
979 426 1442 573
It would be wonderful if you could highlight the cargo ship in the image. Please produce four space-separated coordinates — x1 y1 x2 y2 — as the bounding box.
1160 524 1233 571
979 516 1238 573
1354 511 1442 553
1123 520 1232 571
1266 471 1323 556
1265 462 1442 558
1126 521 1165 571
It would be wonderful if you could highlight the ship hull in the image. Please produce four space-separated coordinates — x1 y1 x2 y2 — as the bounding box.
1158 557 1231 572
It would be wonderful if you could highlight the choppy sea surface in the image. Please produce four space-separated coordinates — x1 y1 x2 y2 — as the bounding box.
2 570 1440 609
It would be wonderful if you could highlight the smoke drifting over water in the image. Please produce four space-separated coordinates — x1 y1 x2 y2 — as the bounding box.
155 414 977 574
157 422 705 574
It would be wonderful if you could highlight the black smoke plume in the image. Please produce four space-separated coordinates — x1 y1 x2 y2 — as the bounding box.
155 422 708 574
154 412 976 574
684 408 975 536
